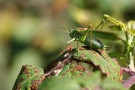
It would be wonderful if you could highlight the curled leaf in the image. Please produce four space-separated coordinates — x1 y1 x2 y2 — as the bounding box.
72 47 121 81
12 65 45 90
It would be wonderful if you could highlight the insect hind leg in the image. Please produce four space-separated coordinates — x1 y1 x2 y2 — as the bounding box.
95 20 105 30
88 24 93 50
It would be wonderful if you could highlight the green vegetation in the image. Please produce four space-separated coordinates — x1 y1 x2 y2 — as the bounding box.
13 15 135 90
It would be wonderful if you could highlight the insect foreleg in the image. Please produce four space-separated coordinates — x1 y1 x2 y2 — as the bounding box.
67 38 80 52
67 38 75 45
77 39 79 52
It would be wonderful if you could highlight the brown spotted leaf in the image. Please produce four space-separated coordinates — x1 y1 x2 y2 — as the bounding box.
72 47 121 81
59 63 90 77
12 64 45 90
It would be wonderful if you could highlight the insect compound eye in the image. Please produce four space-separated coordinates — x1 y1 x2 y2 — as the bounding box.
70 30 76 38
73 30 80 39
73 31 76 37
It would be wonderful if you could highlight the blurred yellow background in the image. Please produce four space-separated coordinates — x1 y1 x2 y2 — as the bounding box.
0 0 135 90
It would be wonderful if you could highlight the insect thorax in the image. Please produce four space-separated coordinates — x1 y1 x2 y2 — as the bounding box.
69 29 83 39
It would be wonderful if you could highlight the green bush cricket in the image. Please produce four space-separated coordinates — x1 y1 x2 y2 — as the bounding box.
35 19 122 51
64 20 107 51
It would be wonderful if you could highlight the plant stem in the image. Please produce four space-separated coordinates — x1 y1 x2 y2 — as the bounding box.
125 29 135 70
124 31 130 64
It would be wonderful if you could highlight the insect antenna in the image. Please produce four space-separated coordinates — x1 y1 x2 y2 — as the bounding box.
60 20 70 33
32 28 68 40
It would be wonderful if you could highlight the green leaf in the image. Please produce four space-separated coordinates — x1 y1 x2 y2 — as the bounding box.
39 77 80 90
74 71 102 89
39 71 125 90
108 52 120 58
108 25 122 31
12 64 45 90
72 47 121 81
103 78 126 90
75 71 125 90
39 71 102 90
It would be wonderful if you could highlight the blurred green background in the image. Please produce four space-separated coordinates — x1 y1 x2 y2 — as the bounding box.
0 0 135 90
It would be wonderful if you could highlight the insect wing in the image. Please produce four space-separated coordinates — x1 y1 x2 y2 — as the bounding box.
79 29 122 41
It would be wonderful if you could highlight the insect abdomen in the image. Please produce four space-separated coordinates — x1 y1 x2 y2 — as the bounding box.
83 37 105 49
